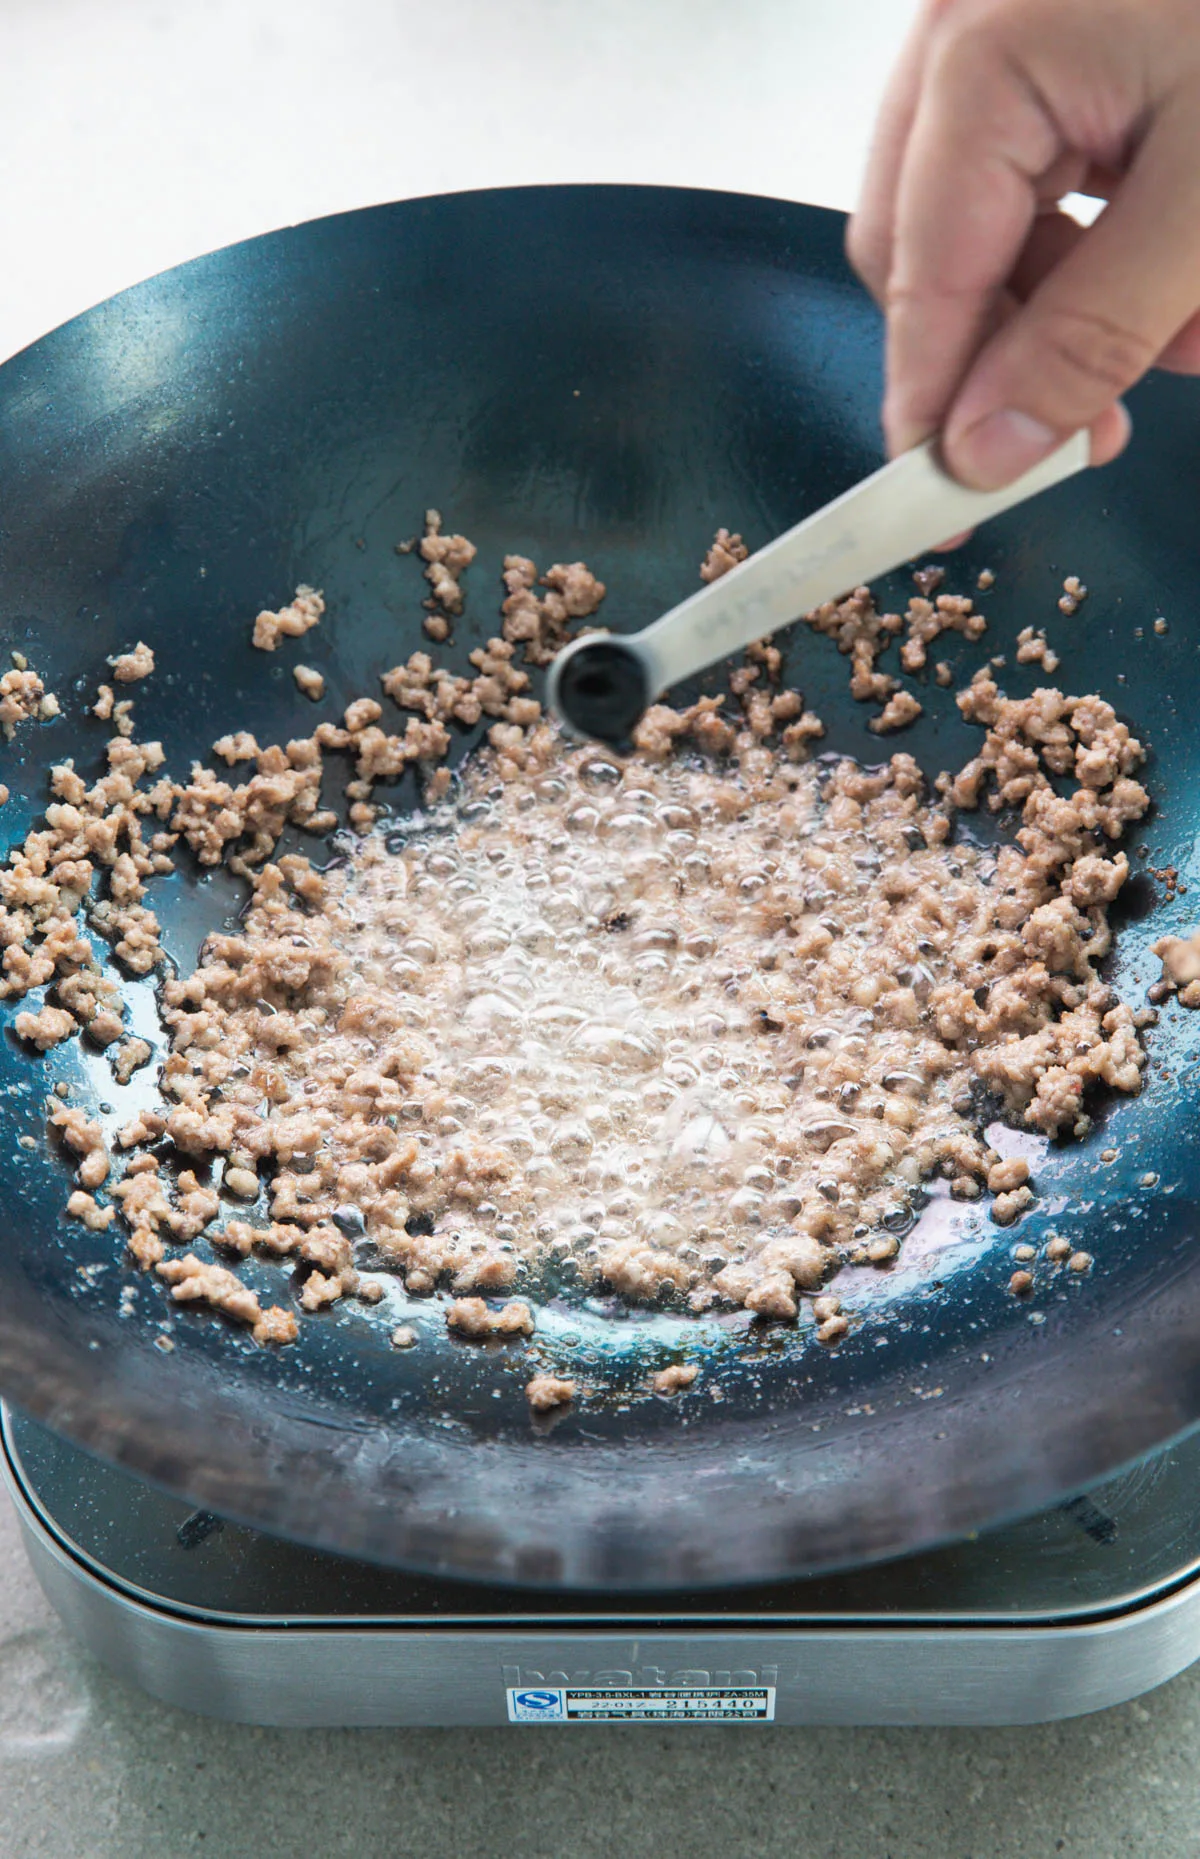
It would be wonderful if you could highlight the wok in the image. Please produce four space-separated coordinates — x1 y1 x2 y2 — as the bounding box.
3 184 1200 1590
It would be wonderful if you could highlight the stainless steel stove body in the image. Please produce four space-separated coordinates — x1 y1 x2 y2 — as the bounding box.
7 1402 1200 1728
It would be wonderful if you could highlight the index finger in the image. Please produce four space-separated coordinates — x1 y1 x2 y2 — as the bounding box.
882 18 1062 456
847 0 945 302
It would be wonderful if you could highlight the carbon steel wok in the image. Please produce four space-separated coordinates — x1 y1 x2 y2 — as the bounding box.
3 185 1200 1590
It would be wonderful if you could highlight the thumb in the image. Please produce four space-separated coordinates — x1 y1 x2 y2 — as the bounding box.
943 97 1200 488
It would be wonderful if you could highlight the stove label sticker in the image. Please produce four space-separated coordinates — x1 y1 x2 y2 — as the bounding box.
506 1687 775 1723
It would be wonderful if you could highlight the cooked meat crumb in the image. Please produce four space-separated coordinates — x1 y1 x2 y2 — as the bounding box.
49 1103 110 1186
499 555 606 666
418 508 477 634
1153 930 1200 1003
390 1324 418 1348
992 1186 1035 1226
700 528 750 582
987 1157 1030 1194
109 641 155 682
870 689 923 733
526 1373 577 1411
1009 1270 1034 1294
156 1253 298 1344
1059 576 1087 617
112 1038 152 1085
66 1191 115 1230
1015 627 1060 673
293 665 325 701
1 662 55 740
15 1006 77 1050
652 1362 699 1394
252 586 325 651
446 1298 535 1338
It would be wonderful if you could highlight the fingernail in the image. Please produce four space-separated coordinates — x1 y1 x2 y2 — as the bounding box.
952 409 1057 489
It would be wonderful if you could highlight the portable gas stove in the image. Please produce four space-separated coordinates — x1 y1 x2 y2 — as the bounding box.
5 1401 1200 1728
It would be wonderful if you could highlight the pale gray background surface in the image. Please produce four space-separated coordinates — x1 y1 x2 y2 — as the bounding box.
1 1 1197 1852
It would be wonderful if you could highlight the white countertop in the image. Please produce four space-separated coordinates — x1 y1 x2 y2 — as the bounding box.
4 5 1200 1853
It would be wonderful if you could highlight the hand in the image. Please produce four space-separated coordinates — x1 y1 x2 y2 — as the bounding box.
847 0 1200 488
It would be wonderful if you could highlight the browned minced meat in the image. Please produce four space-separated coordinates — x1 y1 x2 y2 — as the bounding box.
66 1190 115 1231
651 1362 699 1394
992 1184 1036 1226
526 1373 576 1411
870 689 923 734
109 642 155 683
810 584 983 730
416 509 477 639
499 556 606 666
212 731 259 764
899 592 987 674
977 569 996 591
293 665 325 701
0 785 8 807
803 585 920 733
49 1103 110 1187
1016 627 1060 673
14 1005 77 1050
156 1254 298 1344
112 1037 153 1085
1 661 58 740
700 528 750 582
446 1298 535 1338
93 685 115 721
1059 575 1087 617
1153 929 1200 1008
252 586 325 651
986 1156 1030 1194
934 662 953 688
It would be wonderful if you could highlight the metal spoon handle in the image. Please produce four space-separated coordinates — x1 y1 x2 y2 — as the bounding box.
547 431 1090 743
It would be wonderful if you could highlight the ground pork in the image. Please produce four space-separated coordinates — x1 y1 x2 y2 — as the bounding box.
900 590 987 672
15 1005 76 1050
1154 929 1200 1007
870 689 924 733
49 1103 110 1187
66 1190 116 1230
414 508 477 639
446 1298 535 1338
252 586 325 651
1016 627 1060 673
1 539 1156 1370
1059 575 1087 616
701 528 750 582
652 1362 700 1393
156 1254 298 1344
109 642 155 682
525 1373 577 1410
293 665 325 701
499 555 606 666
1 660 57 740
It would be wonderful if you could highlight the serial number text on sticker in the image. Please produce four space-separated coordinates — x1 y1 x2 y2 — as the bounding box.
506 1687 776 1723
